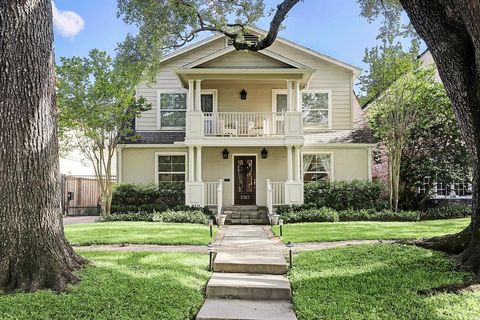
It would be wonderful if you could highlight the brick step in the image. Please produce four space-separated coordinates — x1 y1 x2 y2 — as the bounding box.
206 273 291 300
214 252 288 275
196 299 297 320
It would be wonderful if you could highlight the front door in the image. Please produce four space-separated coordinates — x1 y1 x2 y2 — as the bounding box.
234 156 256 205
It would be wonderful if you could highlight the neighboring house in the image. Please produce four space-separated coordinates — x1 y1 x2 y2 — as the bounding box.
363 49 472 201
116 27 375 213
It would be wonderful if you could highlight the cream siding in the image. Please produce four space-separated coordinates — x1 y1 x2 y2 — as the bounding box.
136 38 227 131
268 41 354 129
136 36 355 131
121 146 369 204
199 51 292 68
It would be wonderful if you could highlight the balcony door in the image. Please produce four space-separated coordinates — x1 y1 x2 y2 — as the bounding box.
234 156 256 205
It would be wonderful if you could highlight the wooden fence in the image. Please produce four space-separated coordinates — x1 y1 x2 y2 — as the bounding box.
61 175 116 215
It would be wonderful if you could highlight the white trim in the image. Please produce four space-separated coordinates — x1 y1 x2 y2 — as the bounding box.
117 147 123 183
175 68 314 75
272 89 287 112
200 89 218 113
160 34 225 64
157 89 188 131
231 153 258 206
301 89 333 129
302 151 335 182
154 152 188 186
367 147 373 181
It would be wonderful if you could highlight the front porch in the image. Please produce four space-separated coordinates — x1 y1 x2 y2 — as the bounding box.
184 146 304 215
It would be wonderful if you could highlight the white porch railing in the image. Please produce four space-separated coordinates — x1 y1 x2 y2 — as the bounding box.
267 179 285 215
203 112 285 136
217 179 223 215
204 180 223 215
205 181 220 206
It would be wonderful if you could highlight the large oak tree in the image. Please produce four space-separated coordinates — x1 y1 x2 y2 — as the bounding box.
0 0 86 292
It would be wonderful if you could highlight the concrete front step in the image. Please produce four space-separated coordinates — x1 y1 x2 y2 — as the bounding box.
196 299 297 320
206 273 291 300
214 252 288 275
227 218 270 225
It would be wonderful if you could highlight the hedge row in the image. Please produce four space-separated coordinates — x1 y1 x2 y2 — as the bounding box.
111 183 184 213
304 180 386 211
278 204 471 223
280 207 420 223
98 210 210 224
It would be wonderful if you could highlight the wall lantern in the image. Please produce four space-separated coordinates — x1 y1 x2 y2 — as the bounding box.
240 89 247 100
261 148 268 159
222 148 229 159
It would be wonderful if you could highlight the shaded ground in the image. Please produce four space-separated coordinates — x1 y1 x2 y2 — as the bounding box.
290 244 480 320
0 251 210 320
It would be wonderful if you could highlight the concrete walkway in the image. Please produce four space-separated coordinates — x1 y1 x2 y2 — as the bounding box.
196 225 297 320
63 216 98 225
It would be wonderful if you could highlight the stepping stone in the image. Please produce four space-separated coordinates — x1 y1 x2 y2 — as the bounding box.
196 299 297 320
206 273 291 300
214 252 288 274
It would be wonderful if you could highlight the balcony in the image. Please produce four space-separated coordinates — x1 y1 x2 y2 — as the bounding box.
203 112 285 137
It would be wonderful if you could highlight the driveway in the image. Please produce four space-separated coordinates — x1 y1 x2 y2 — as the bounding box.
63 216 98 225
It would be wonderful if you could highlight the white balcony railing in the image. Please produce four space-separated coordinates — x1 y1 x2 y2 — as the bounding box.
203 112 285 137
205 181 220 206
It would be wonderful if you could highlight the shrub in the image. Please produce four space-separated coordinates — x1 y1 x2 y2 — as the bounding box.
421 204 471 220
304 180 386 211
152 210 209 224
338 209 420 222
111 183 185 213
280 207 339 223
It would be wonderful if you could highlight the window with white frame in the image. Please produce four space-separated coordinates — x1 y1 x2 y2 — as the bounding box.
156 154 186 185
302 91 331 128
159 92 187 129
303 153 332 182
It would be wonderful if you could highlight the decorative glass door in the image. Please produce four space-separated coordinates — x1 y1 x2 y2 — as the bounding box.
234 156 256 205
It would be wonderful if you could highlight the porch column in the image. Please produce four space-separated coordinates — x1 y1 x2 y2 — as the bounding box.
196 146 202 182
286 80 293 111
195 80 202 111
188 79 195 111
287 145 293 182
294 81 301 111
294 146 302 181
188 146 195 182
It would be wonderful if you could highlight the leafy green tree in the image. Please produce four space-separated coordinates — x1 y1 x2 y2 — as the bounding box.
400 84 470 209
56 49 151 215
359 0 480 279
368 68 435 211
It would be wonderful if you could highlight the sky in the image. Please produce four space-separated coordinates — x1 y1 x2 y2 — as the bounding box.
52 0 420 91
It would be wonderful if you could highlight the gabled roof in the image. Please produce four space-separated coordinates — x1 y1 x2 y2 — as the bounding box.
181 45 312 70
159 26 362 76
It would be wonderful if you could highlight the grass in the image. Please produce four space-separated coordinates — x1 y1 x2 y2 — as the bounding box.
273 218 469 243
290 244 480 320
0 251 210 320
65 222 217 246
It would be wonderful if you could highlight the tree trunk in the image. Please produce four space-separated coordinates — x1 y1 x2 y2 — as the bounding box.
399 0 480 274
0 0 86 292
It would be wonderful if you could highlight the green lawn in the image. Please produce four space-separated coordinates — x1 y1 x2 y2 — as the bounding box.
0 251 209 320
290 244 479 320
65 222 217 246
273 218 469 243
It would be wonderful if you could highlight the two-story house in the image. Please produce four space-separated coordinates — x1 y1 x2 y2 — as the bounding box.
116 27 375 216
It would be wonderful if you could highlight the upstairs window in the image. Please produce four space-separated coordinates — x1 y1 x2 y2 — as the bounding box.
158 92 187 129
302 90 331 128
303 153 333 182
